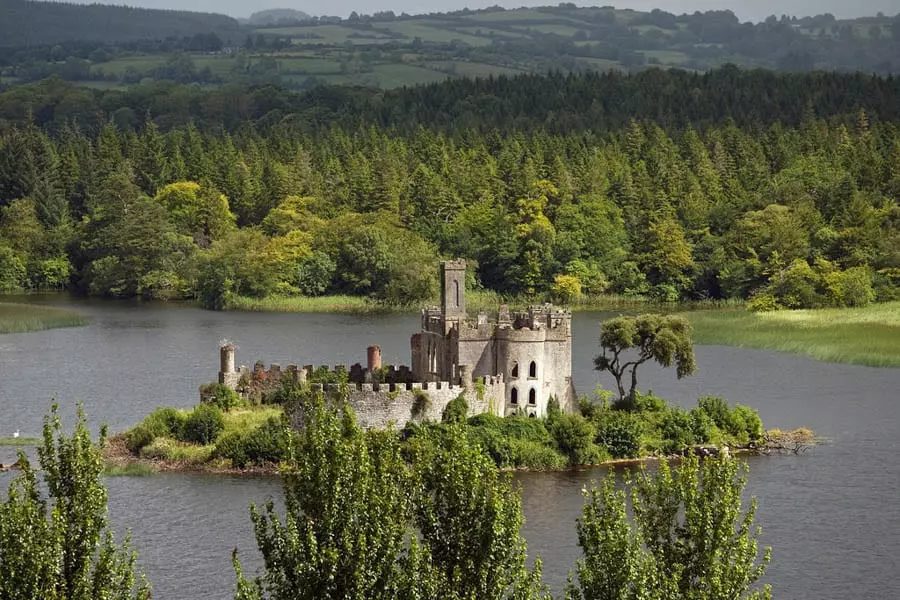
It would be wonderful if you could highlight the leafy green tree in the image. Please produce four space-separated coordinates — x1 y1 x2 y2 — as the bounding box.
154 180 235 246
0 405 150 600
413 426 550 600
595 314 696 410
233 393 422 600
568 455 770 600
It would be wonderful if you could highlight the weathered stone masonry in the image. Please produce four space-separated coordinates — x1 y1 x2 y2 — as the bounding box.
212 259 574 428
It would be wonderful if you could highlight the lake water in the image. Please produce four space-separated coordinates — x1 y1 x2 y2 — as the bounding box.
1 296 899 599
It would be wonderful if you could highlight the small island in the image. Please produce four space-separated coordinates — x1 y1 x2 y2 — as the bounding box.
109 261 814 474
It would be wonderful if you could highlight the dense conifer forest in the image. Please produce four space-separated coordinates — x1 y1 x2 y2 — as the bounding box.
0 68 897 309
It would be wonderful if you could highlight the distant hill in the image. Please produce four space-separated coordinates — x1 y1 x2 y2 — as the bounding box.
245 8 311 27
0 0 242 47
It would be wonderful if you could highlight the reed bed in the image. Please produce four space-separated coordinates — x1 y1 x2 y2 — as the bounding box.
0 302 87 334
683 302 900 368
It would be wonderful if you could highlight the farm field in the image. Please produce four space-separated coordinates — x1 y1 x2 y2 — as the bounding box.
3 4 895 91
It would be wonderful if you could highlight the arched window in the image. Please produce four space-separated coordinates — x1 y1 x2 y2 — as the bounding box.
529 361 537 378
528 389 536 405
510 387 518 405
511 362 519 378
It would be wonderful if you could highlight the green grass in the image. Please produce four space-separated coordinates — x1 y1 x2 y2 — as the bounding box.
0 436 41 446
0 302 87 334
683 302 900 367
230 294 409 314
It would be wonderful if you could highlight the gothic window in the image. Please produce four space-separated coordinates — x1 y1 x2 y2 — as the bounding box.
453 280 460 307
511 362 519 378
529 361 537 378
511 387 518 405
528 389 536 405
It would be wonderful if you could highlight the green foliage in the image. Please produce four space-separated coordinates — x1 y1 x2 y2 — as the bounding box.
568 455 771 600
548 412 601 466
595 314 696 409
214 416 291 468
201 383 244 410
0 405 150 600
233 394 421 599
124 407 187 452
442 393 468 424
698 397 764 445
0 246 27 290
181 404 225 445
413 425 550 599
592 409 643 459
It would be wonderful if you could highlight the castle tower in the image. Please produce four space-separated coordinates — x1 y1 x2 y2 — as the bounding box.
441 259 466 329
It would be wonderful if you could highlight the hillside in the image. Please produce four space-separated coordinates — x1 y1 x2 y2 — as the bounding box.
0 0 241 47
0 4 898 90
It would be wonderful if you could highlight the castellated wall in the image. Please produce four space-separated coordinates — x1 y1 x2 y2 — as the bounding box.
300 377 505 429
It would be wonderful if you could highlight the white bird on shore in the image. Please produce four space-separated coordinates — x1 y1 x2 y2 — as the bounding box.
11 430 19 439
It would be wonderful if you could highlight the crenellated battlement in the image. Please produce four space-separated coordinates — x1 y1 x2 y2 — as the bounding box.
212 259 574 428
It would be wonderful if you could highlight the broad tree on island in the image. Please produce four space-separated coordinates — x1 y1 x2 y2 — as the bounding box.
594 314 697 410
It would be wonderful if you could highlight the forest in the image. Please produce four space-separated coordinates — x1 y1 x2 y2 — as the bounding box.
0 68 898 310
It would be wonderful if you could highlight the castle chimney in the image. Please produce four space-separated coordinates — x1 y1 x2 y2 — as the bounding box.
367 345 382 371
220 343 236 374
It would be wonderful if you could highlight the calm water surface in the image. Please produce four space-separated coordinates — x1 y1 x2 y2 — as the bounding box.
1 296 898 599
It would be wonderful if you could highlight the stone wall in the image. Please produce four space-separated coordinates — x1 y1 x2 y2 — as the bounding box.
291 377 505 429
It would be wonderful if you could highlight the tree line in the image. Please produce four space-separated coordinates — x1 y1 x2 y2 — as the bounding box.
0 73 897 308
2 69 899 134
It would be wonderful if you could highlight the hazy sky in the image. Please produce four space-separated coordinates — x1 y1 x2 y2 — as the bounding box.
61 0 900 21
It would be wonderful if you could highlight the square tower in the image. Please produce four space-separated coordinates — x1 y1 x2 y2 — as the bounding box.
440 259 467 325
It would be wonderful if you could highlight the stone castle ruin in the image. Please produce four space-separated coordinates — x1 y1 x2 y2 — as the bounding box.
212 260 575 428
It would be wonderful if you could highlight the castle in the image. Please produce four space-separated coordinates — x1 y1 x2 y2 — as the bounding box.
212 260 575 428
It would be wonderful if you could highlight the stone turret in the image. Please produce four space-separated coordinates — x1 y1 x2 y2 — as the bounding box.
440 259 467 331
219 343 240 388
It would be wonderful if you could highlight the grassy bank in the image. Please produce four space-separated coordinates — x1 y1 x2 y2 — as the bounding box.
684 302 900 368
229 294 399 314
0 436 41 446
0 302 87 334
228 291 683 315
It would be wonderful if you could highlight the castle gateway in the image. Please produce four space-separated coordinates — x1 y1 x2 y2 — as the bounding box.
214 260 575 427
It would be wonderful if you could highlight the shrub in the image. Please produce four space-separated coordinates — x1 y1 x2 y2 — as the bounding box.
124 407 186 452
214 416 290 468
747 293 780 312
181 404 225 445
698 397 763 445
593 410 642 458
548 413 599 466
689 407 715 444
730 405 764 444
633 391 667 412
659 408 696 453
507 438 567 469
442 394 468 424
201 383 243 410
